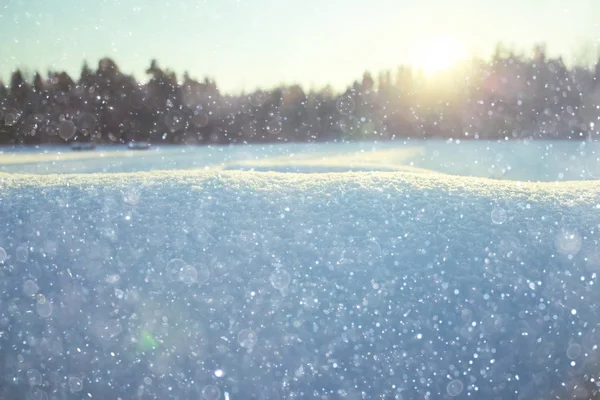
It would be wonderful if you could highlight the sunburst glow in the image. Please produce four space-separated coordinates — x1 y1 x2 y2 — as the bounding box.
413 37 468 75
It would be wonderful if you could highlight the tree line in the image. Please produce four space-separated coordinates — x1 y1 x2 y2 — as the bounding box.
1 43 600 146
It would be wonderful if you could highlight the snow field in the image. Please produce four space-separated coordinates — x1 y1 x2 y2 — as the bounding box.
1 166 600 398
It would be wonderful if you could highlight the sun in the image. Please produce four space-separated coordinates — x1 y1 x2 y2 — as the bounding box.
413 37 467 75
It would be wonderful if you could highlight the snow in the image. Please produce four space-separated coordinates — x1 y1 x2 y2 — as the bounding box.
1 140 600 399
2 139 599 180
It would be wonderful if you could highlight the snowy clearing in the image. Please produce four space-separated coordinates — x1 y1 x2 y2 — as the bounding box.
2 139 600 181
1 141 600 399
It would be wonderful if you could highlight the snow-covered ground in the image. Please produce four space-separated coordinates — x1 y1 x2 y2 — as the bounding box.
2 139 600 180
1 140 600 399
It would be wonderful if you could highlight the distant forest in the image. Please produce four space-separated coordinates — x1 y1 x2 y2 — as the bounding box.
1 43 600 145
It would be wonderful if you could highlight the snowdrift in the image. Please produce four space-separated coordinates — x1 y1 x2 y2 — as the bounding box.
1 143 600 399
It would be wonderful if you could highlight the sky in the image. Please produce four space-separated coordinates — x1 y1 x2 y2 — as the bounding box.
0 0 598 94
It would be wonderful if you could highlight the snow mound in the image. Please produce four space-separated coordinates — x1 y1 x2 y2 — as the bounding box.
223 146 432 173
223 140 600 182
1 167 600 399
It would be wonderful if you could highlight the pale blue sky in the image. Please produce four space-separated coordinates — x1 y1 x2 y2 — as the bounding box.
0 0 598 93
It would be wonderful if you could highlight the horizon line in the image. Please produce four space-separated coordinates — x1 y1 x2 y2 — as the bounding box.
2 43 598 96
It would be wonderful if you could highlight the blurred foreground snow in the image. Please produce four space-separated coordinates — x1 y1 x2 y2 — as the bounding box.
1 141 600 399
